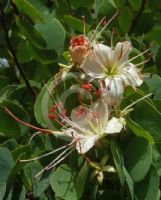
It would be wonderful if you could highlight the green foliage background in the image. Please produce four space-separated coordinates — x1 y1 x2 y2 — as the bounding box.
0 0 161 199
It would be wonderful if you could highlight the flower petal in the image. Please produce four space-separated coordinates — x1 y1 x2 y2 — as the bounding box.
122 63 143 87
80 43 112 78
71 100 108 136
90 99 109 133
70 105 95 136
76 135 98 153
113 41 132 66
102 77 124 105
104 117 125 134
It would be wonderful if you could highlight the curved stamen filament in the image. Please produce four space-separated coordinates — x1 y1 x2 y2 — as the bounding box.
29 131 42 144
135 58 150 67
89 16 106 42
34 148 74 179
19 144 72 163
45 147 73 170
90 10 119 44
111 27 116 49
119 48 150 69
81 15 86 36
121 93 153 116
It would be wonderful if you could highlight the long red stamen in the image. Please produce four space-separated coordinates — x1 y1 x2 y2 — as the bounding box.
49 105 57 113
54 118 65 127
48 111 65 127
48 113 56 120
4 107 52 134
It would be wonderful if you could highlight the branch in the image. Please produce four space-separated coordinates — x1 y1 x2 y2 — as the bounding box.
128 0 148 35
0 4 36 97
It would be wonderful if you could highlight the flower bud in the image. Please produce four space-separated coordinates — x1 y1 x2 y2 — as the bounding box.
69 35 90 65
97 171 104 185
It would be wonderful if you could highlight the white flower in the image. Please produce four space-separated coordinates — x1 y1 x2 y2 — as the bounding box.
80 41 143 104
62 100 125 153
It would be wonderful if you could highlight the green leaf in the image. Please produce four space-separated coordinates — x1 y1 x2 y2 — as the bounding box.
135 165 159 200
2 138 18 151
1 0 10 12
118 7 132 33
34 172 52 198
96 0 116 18
134 14 154 35
152 144 161 176
12 0 44 23
0 100 30 139
147 0 161 10
5 158 30 199
27 0 49 16
69 0 94 8
115 0 126 8
153 88 161 99
126 118 154 144
50 164 78 200
55 0 70 18
128 0 141 11
34 71 77 134
156 47 161 76
145 27 161 45
0 75 9 89
131 101 161 141
12 145 31 161
27 43 58 64
64 15 90 33
35 18 66 55
144 75 161 93
123 167 134 200
34 80 55 129
16 19 46 49
76 162 89 199
153 100 161 113
125 137 152 182
11 184 26 200
0 147 14 183
110 140 125 185
0 183 6 200
17 41 57 64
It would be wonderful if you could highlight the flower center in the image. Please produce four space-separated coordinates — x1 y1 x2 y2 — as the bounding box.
106 62 119 76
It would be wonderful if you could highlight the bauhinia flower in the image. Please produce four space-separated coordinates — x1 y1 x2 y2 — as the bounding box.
80 41 145 105
56 99 125 153
3 93 152 178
